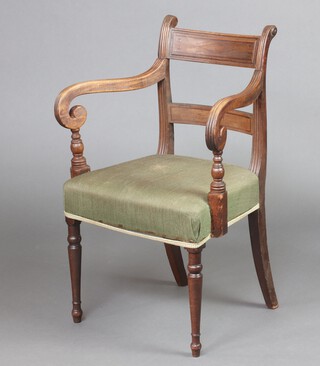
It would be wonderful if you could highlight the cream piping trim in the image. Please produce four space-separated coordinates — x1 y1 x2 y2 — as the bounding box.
227 203 259 226
64 203 259 249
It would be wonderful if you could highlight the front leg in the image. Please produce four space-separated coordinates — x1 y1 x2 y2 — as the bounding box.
186 244 206 357
66 217 83 323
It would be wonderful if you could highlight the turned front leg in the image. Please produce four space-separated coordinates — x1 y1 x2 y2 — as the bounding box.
66 217 83 323
186 244 206 357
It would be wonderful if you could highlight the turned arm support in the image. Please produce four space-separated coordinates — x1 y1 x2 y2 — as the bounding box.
205 70 264 237
54 58 167 130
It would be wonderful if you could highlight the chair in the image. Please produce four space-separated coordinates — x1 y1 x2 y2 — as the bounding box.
54 15 278 357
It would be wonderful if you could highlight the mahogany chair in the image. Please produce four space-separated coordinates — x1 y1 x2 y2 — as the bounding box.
54 15 278 357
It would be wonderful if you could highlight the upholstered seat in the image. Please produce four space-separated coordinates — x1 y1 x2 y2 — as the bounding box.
64 155 259 246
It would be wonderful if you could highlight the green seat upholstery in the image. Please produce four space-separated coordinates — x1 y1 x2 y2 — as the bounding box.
64 155 259 244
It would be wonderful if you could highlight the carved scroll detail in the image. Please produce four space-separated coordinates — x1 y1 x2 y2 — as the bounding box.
255 25 277 71
54 59 167 130
158 15 178 59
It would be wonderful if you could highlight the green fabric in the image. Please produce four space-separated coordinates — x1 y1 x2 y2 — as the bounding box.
64 155 258 243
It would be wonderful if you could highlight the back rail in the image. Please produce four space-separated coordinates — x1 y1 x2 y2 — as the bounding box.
169 103 253 135
169 28 259 68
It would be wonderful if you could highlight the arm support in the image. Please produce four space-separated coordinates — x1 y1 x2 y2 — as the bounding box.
54 58 167 130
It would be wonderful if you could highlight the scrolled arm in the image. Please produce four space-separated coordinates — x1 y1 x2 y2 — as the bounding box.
54 58 167 130
205 70 263 238
205 70 263 152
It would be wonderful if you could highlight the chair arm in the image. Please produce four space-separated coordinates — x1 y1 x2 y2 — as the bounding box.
205 70 263 152
205 70 263 237
54 58 167 130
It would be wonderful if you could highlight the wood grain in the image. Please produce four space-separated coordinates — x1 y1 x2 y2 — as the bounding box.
248 208 278 309
169 28 259 68
66 217 83 323
55 58 167 130
186 245 206 357
165 244 188 286
169 103 253 134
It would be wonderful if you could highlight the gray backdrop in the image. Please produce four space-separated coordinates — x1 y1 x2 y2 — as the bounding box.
0 1 319 365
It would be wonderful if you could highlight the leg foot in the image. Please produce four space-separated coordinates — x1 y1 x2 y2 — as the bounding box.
248 208 278 309
164 244 188 286
191 346 201 358
66 217 83 323
71 305 83 323
186 244 206 357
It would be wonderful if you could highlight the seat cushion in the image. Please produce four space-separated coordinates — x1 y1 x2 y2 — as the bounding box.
64 155 258 243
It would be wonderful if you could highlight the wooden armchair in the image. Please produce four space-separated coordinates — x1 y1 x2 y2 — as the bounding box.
54 15 278 357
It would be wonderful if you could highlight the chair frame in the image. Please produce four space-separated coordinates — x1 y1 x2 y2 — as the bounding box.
55 15 278 357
